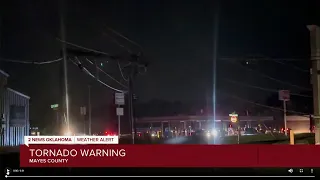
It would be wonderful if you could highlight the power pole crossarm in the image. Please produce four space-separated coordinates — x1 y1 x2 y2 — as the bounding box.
307 25 320 145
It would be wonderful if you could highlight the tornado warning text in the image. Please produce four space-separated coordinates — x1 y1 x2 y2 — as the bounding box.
27 148 126 164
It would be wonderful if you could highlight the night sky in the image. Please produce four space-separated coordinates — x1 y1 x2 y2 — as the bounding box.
0 0 319 132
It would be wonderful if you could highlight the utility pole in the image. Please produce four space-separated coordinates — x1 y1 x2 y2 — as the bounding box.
62 34 147 140
88 85 92 135
59 0 70 133
80 106 86 134
283 100 287 136
307 25 320 145
279 90 290 136
128 54 140 144
128 76 134 143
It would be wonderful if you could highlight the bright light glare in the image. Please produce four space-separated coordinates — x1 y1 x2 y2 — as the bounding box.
212 129 218 136
64 131 72 136
206 132 211 137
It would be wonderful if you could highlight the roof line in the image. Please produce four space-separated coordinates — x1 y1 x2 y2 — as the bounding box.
7 88 30 99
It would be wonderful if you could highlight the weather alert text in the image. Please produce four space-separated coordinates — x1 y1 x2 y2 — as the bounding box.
22 135 123 166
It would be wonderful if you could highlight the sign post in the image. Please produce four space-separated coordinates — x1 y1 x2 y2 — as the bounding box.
229 112 240 144
279 90 290 136
115 93 125 137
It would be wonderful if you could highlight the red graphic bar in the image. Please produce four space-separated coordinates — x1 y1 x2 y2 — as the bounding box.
20 145 320 167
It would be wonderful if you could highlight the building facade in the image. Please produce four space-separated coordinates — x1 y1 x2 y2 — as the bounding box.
0 70 30 146
136 115 274 136
286 115 313 134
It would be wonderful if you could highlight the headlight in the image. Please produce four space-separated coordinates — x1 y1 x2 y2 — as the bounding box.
212 129 218 136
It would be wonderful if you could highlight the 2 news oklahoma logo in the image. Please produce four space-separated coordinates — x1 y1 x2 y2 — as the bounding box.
4 167 11 178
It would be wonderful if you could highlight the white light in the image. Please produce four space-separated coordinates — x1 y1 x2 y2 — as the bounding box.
212 129 218 136
64 131 72 136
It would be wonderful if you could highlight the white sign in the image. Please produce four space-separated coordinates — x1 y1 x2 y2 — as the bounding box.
24 136 119 146
116 107 124 116
279 90 290 101
80 107 86 115
115 93 125 105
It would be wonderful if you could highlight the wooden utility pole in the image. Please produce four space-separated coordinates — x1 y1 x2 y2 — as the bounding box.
59 0 70 133
307 25 320 145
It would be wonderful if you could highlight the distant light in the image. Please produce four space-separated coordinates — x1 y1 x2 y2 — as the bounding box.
100 63 103 67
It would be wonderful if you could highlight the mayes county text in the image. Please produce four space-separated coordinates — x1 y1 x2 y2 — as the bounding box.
28 148 126 164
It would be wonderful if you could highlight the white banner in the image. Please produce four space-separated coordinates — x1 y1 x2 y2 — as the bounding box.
24 136 119 146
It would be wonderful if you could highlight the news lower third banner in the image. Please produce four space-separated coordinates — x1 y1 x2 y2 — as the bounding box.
20 136 320 168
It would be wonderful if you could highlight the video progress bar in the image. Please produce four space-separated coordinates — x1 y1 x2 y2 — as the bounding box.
5 175 316 178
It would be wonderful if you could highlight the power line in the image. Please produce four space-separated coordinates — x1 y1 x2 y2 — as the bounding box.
223 78 312 98
105 27 144 52
69 58 125 93
220 57 308 62
220 91 308 115
117 61 129 81
221 56 320 62
56 38 132 88
81 57 127 88
0 57 62 64
223 59 312 91
56 38 114 58
56 38 134 82
102 31 133 54
270 59 309 73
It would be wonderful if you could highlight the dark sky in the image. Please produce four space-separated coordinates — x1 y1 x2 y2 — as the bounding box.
0 0 319 131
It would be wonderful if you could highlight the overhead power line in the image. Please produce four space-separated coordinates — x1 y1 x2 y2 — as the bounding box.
117 61 129 81
102 31 133 54
220 57 308 62
223 59 312 91
224 78 312 98
219 91 308 115
82 57 127 88
69 58 125 93
56 38 115 58
0 57 62 64
102 28 147 79
56 37 147 87
105 27 144 52
270 59 309 73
